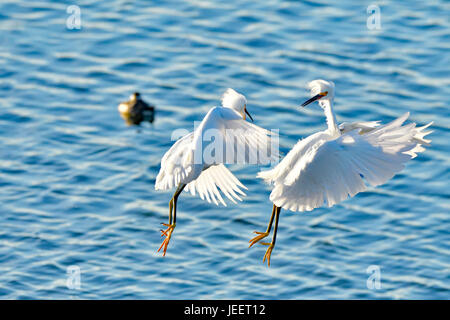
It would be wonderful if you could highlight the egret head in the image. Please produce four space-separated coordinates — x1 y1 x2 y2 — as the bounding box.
221 88 253 122
301 79 335 108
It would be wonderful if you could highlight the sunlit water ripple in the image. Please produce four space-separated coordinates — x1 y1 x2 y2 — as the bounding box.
0 0 448 299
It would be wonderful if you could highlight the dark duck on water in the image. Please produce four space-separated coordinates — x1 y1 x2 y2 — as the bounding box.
118 92 155 125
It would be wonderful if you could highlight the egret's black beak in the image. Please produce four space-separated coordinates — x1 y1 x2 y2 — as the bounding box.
244 106 254 122
301 92 327 107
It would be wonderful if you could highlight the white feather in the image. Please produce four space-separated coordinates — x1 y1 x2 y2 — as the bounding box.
221 88 247 111
156 90 277 206
259 92 432 212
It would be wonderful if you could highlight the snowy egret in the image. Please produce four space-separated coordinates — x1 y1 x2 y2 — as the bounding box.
118 92 155 125
250 79 432 266
155 88 277 256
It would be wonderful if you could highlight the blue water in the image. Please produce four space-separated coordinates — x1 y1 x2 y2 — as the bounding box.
0 0 449 299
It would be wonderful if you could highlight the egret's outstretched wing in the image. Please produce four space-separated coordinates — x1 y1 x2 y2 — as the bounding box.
155 132 247 206
259 113 432 212
155 132 195 191
193 107 278 166
184 164 247 206
156 106 277 191
407 121 433 158
339 121 380 134
339 119 433 157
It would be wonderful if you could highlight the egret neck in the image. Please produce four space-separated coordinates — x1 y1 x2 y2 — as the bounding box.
320 99 340 136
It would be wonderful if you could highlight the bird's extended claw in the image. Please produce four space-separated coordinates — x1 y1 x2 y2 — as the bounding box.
157 223 176 256
160 223 172 236
262 243 275 267
248 231 270 248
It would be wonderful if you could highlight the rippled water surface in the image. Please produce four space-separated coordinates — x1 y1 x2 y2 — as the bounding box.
0 0 449 299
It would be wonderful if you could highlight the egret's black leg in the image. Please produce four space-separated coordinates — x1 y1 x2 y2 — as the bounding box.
261 206 281 267
248 204 276 248
158 183 186 256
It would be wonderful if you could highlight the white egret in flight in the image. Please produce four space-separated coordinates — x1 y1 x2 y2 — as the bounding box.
250 79 432 266
155 89 277 255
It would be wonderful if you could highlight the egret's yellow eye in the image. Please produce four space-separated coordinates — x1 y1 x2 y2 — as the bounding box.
320 91 328 96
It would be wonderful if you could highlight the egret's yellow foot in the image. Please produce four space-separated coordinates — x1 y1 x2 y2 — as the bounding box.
158 223 176 256
261 242 275 267
159 223 171 237
248 231 270 248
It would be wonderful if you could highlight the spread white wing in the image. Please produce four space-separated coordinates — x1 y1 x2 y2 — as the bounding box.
339 120 381 134
155 132 195 191
192 106 279 166
156 106 278 206
339 119 432 157
184 164 247 206
259 112 432 212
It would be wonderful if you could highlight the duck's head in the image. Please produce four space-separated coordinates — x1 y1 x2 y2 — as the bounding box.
119 92 140 114
131 92 140 101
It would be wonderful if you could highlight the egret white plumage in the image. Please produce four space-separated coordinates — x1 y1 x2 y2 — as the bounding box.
250 79 433 266
155 88 277 255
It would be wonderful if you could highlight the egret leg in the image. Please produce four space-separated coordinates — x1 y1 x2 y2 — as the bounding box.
248 204 276 248
261 206 281 267
158 183 186 256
